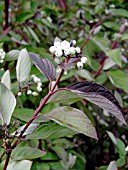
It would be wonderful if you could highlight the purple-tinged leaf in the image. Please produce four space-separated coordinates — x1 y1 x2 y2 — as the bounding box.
66 81 126 125
29 52 56 81
59 57 79 71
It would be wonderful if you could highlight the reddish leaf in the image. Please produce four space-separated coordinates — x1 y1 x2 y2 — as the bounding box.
66 81 126 125
29 52 56 81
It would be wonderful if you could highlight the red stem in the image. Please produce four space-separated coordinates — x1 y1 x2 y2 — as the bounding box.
3 59 67 169
94 24 125 79
3 153 11 170
80 22 99 51
118 161 128 170
0 151 5 162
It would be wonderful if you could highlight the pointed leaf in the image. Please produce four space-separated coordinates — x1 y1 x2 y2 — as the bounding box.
106 49 122 67
0 82 16 125
107 70 128 92
1 70 11 89
107 131 117 145
29 52 56 81
103 58 116 70
27 123 76 140
5 50 20 61
66 81 126 125
107 161 117 170
16 49 31 82
7 160 32 170
11 147 46 160
26 26 40 43
45 106 98 140
10 123 38 137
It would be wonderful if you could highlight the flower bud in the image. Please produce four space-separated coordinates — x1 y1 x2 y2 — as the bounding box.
81 57 88 63
70 47 76 54
32 92 38 96
64 49 71 56
61 40 70 50
55 49 63 57
18 92 22 96
54 41 61 47
27 90 32 95
75 47 81 54
77 62 83 69
0 60 4 63
37 87 42 92
49 46 56 54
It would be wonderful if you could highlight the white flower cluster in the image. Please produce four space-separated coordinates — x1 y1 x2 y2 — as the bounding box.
0 49 6 63
49 40 88 69
30 74 43 93
18 75 43 97
49 40 80 57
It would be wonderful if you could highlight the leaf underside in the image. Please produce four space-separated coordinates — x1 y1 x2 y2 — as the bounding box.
66 81 126 125
29 52 56 81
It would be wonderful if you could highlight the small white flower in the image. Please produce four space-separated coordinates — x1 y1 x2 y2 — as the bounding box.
47 16 52 23
75 47 81 53
1 55 5 59
49 46 56 54
89 20 94 23
32 92 38 96
61 40 70 50
70 47 76 54
125 21 128 27
72 40 76 46
125 146 128 152
70 40 76 46
1 68 4 71
0 60 4 63
54 41 61 47
27 90 32 95
121 48 125 52
110 4 115 8
77 62 83 69
55 49 63 57
0 48 3 53
64 71 67 75
105 9 109 14
37 86 42 92
37 82 42 87
33 77 38 83
81 57 88 63
34 77 40 83
18 92 22 96
31 74 36 78
64 49 71 56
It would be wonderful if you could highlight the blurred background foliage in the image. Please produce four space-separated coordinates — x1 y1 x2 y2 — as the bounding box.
0 0 128 169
